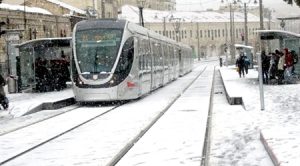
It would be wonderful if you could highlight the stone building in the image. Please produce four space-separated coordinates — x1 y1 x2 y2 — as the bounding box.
0 4 72 76
48 0 176 19
120 5 275 59
119 0 176 11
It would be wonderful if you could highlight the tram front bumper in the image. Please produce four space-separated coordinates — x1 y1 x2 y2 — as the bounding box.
73 86 118 102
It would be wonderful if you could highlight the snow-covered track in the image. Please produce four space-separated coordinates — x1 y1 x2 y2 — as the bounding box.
0 105 80 136
0 64 209 166
0 105 121 165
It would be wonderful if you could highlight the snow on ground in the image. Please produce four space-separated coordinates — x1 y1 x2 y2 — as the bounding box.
0 88 73 120
219 65 300 165
1 59 300 165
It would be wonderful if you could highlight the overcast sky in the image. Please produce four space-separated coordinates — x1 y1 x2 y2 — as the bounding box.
176 0 299 17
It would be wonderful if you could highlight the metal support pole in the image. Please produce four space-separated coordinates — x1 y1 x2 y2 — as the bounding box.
163 17 166 36
244 3 248 46
197 22 200 61
23 0 26 30
101 0 105 18
138 7 144 27
259 0 265 50
257 52 265 111
225 22 228 67
229 3 235 64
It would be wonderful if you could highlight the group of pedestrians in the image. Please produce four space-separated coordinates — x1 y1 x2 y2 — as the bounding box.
261 48 298 84
235 52 250 78
35 53 70 92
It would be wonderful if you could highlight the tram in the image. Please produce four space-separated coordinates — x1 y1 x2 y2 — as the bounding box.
71 19 193 102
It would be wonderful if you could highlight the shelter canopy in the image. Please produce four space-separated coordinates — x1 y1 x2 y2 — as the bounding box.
257 30 300 40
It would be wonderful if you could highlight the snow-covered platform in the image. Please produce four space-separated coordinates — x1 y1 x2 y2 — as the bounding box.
220 66 300 166
0 88 74 120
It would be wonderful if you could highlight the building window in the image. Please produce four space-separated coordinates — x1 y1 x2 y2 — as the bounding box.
200 30 202 38
208 30 210 38
29 28 32 40
60 29 66 37
33 28 37 39
215 30 217 37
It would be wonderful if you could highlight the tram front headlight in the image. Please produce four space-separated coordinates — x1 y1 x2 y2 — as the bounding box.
77 77 84 85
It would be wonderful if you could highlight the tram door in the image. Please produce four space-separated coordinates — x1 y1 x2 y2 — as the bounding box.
138 37 151 95
179 48 183 76
156 42 163 87
162 44 169 84
169 46 175 80
150 40 156 89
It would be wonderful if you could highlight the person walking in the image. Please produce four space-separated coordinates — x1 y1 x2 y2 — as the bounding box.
0 74 8 109
244 56 250 74
277 51 285 84
236 53 246 78
261 51 270 84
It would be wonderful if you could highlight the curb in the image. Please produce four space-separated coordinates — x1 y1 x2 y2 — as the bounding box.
218 69 244 106
260 131 281 166
23 97 76 116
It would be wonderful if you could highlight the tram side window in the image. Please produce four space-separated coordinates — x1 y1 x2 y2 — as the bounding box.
115 37 134 75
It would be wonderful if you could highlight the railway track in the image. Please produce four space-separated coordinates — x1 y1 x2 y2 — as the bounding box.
0 105 121 165
0 65 210 166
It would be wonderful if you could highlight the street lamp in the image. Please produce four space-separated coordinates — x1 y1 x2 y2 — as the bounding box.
222 0 257 63
137 0 146 27
24 0 26 30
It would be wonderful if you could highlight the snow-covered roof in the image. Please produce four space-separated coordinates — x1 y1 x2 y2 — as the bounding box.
44 0 85 15
119 5 261 23
0 3 52 15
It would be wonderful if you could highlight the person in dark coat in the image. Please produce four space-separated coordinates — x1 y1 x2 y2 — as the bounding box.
59 54 70 89
236 53 246 78
0 74 8 109
35 57 49 92
261 51 270 84
291 50 298 74
0 74 6 97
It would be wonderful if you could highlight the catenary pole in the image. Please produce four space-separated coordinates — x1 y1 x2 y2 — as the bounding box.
258 0 265 111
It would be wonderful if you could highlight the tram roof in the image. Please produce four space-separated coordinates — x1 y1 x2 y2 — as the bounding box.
16 37 72 49
256 30 300 40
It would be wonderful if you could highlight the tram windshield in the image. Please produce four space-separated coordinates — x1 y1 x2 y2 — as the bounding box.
75 29 123 74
